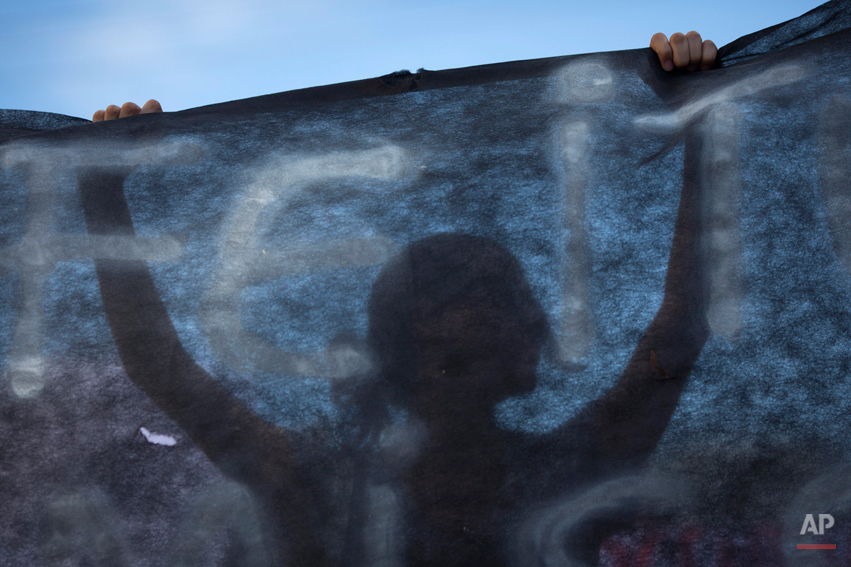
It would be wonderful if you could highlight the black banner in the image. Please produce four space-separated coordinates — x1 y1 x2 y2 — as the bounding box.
2 1 851 565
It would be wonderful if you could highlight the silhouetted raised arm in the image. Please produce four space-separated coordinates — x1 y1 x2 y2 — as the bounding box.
544 123 711 478
78 166 289 479
589 123 710 467
78 165 328 565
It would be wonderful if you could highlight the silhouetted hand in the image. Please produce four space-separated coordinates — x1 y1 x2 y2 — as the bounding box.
92 99 162 122
650 32 717 72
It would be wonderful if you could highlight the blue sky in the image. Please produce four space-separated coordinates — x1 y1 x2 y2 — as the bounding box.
0 0 827 119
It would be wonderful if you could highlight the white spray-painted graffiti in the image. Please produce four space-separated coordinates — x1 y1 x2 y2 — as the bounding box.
629 64 811 343
200 144 411 378
700 102 744 342
0 140 189 398
817 95 851 276
550 60 615 363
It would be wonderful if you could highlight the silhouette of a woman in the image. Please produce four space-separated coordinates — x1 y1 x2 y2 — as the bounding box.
79 135 708 566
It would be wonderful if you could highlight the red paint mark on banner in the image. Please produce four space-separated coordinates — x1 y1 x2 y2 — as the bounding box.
599 529 661 567
599 521 792 566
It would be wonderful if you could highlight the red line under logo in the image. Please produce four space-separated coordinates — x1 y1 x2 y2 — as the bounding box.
798 544 836 550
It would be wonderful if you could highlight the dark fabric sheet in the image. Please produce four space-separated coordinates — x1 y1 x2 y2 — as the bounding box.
2 2 851 565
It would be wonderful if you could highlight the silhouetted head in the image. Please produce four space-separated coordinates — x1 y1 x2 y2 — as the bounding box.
367 233 550 417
